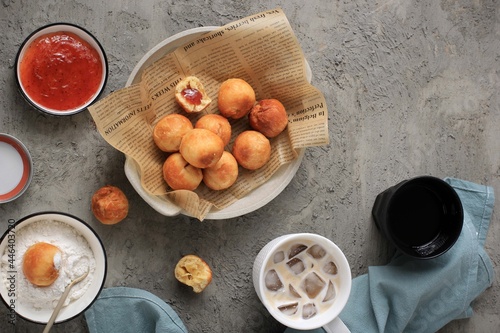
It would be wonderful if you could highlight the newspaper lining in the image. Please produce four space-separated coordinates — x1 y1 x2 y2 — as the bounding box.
88 8 329 220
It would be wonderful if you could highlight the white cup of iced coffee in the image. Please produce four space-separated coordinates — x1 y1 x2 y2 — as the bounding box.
253 233 352 331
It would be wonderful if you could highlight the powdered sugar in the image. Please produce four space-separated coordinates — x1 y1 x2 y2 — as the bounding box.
1 219 96 310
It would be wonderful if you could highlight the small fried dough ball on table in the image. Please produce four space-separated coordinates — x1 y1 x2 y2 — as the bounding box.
175 254 212 293
91 185 129 225
232 130 271 170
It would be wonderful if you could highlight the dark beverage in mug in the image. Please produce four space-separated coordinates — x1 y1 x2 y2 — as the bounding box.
372 176 463 259
389 183 445 246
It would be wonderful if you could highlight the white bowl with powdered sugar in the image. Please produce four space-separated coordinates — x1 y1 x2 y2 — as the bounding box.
0 212 107 324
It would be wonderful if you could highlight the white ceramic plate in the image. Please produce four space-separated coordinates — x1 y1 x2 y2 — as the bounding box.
124 27 310 219
0 212 107 323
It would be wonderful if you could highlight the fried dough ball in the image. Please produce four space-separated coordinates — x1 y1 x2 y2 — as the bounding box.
249 99 288 138
175 76 212 113
23 242 62 287
162 153 203 191
195 114 232 146
179 129 225 169
91 185 129 225
232 130 271 170
202 151 239 190
153 114 194 152
217 78 256 119
174 254 212 293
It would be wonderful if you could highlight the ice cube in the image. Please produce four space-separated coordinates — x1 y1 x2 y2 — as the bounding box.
289 243 307 258
265 269 283 291
289 284 301 298
278 302 299 316
287 257 305 275
301 272 326 299
307 244 326 259
273 251 285 263
302 303 317 319
323 261 338 275
323 280 336 302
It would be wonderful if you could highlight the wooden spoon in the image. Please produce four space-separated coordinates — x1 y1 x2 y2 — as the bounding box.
42 267 89 333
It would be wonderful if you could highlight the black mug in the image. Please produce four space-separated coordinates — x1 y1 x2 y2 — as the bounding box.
372 176 463 259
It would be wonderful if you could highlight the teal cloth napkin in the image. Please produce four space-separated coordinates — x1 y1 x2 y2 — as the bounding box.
85 287 188 333
286 178 495 333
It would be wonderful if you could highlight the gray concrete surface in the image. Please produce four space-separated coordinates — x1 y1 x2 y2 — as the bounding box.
1 0 499 332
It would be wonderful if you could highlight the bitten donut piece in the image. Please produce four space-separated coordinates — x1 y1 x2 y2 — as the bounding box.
232 130 271 170
175 76 212 113
23 242 62 287
202 151 239 190
179 128 225 169
174 254 213 293
195 114 232 146
249 99 288 138
153 114 194 152
91 185 129 225
163 153 203 191
217 78 256 119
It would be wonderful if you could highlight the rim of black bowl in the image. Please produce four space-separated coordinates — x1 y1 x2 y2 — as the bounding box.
14 22 109 117
0 211 107 324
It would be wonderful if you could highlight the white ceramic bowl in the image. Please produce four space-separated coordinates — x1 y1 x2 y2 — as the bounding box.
0 133 33 204
15 23 108 116
124 26 310 219
253 233 351 330
0 212 107 324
